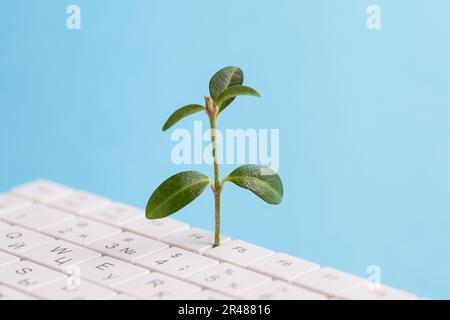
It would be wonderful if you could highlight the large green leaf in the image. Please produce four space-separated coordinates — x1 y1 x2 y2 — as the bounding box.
162 104 204 131
224 165 283 204
146 171 211 219
209 66 244 110
216 85 261 112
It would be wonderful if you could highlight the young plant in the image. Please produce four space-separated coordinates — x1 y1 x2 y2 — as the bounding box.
146 66 283 247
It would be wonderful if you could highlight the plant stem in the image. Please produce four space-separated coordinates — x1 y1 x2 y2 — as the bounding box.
206 96 221 247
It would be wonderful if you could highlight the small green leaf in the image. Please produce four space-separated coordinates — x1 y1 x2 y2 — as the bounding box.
224 165 283 204
209 66 244 110
146 171 211 219
216 85 261 112
162 104 204 131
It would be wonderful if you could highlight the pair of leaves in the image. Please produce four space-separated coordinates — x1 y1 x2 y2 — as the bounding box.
161 66 260 131
146 165 283 219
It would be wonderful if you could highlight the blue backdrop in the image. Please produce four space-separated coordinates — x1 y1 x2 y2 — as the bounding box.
1 1 449 298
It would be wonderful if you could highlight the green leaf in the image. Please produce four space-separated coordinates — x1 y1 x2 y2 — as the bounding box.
224 165 283 205
216 85 261 112
209 66 244 110
146 171 211 219
162 104 204 131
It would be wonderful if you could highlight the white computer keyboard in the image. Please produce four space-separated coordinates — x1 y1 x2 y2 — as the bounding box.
0 180 416 300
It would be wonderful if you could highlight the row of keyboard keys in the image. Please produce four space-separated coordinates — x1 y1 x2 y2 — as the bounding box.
87 232 168 263
116 272 201 300
205 240 274 267
12 180 73 203
186 263 271 297
48 191 111 215
240 280 327 300
44 217 121 245
0 260 66 292
32 278 118 300
0 194 32 216
77 256 149 288
2 204 75 231
21 240 100 272
135 247 218 279
0 226 54 254
161 228 230 254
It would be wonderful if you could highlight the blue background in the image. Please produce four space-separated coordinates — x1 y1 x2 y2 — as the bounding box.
1 1 449 298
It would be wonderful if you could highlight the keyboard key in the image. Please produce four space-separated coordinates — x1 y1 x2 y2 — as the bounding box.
32 278 117 300
136 247 218 279
48 191 110 215
239 280 327 300
12 180 73 202
22 240 100 272
124 217 189 240
205 240 274 267
0 285 37 300
0 226 54 254
0 260 66 292
187 263 271 297
88 232 168 263
184 290 233 300
339 282 416 300
0 250 20 267
293 267 365 297
248 253 319 282
78 256 148 288
2 204 75 231
161 228 230 254
44 218 121 245
116 272 200 300
0 194 32 216
85 203 142 227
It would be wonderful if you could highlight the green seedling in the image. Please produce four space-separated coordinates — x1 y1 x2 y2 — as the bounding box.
146 66 283 247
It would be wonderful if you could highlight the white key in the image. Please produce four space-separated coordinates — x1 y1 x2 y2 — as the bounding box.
0 285 37 300
187 263 271 297
44 218 121 245
0 260 66 292
123 217 189 240
339 282 416 300
136 247 218 279
2 204 75 231
78 256 148 288
32 278 117 300
239 280 327 300
0 221 10 230
49 191 110 215
205 240 274 267
0 226 54 254
22 240 100 272
116 272 200 300
248 253 320 281
293 267 365 297
0 194 32 216
12 180 73 202
161 228 230 254
88 232 168 263
0 250 20 266
85 203 142 227
184 290 233 300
